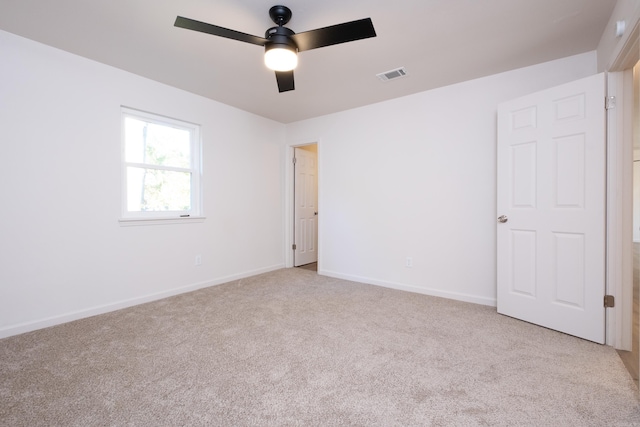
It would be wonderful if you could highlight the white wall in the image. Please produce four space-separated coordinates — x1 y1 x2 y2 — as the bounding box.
0 27 604 338
286 52 598 306
0 30 285 338
597 0 640 72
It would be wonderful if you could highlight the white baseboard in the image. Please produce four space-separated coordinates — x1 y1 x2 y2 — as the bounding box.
318 269 497 307
0 264 284 339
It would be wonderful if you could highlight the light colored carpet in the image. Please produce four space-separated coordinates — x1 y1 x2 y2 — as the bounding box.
1 268 639 426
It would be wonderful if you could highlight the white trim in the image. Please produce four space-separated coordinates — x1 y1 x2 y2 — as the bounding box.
0 264 284 339
120 106 201 128
605 12 640 348
118 216 206 226
319 270 496 307
605 71 634 348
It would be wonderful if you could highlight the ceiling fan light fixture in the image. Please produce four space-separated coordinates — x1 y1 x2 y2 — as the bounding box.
175 5 376 92
264 44 298 71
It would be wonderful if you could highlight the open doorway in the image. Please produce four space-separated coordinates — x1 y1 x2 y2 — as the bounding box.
293 144 318 271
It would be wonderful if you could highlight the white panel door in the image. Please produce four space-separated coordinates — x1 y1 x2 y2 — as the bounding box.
497 73 606 343
294 147 318 266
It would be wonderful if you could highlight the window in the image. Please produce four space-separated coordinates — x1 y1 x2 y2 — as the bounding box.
121 107 202 222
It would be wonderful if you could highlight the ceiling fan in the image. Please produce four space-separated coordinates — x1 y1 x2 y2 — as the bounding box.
174 5 376 93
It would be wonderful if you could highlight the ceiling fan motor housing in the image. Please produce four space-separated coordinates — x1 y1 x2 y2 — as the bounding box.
265 26 297 52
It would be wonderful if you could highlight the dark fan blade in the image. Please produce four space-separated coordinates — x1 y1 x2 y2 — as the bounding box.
291 18 376 52
275 71 295 93
174 16 267 46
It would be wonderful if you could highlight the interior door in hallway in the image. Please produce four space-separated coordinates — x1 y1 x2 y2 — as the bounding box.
294 146 318 267
497 73 606 344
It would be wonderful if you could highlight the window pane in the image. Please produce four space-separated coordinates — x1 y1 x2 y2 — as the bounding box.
126 167 191 212
124 117 191 168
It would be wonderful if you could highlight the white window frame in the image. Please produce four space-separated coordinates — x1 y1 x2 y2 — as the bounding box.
119 107 203 225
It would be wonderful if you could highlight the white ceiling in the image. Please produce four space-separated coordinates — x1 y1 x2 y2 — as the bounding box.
0 0 617 123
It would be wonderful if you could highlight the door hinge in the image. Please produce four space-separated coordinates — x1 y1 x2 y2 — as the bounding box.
604 295 615 308
605 96 616 110
292 244 297 250
292 157 297 165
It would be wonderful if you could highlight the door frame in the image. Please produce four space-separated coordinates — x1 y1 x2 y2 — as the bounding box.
606 69 634 349
606 13 640 348
284 139 321 269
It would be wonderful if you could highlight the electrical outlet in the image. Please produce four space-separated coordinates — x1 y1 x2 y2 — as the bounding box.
195 254 202 266
405 257 413 268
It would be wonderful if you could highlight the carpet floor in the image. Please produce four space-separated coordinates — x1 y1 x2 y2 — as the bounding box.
1 268 639 426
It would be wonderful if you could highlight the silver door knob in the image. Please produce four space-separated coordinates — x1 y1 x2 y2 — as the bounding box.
498 215 508 223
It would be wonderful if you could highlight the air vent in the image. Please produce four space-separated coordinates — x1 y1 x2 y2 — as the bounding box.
377 67 408 82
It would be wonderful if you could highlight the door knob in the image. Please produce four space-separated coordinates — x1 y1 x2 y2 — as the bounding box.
498 215 508 223
314 212 318 215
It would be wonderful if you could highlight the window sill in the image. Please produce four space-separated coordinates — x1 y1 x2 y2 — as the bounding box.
118 216 206 227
